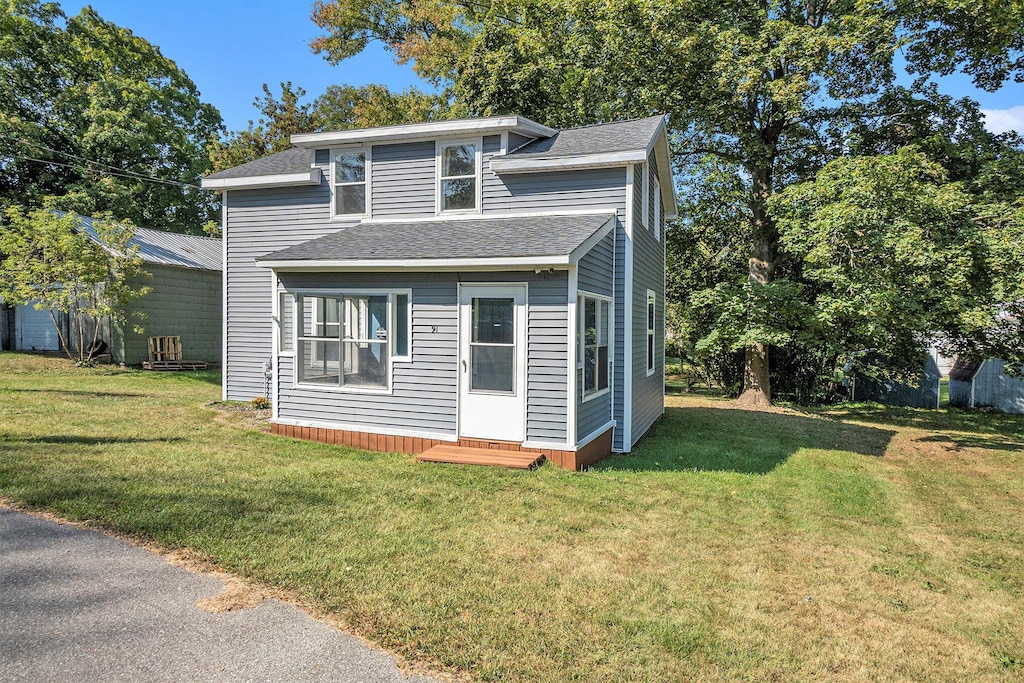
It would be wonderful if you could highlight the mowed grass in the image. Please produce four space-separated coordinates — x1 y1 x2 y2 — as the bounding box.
1 352 1022 681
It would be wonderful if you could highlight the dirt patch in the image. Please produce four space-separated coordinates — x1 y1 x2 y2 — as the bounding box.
207 401 271 431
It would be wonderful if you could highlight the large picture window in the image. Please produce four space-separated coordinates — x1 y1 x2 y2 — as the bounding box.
439 142 477 212
579 295 610 398
297 293 397 389
333 150 367 217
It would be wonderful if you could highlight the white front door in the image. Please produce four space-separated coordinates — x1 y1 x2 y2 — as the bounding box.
458 284 527 441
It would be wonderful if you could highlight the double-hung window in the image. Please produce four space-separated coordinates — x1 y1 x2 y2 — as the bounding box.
646 290 656 375
579 295 610 398
438 142 477 212
297 293 398 389
333 150 367 217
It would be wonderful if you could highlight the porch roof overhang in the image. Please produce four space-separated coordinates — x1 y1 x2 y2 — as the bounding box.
256 213 616 272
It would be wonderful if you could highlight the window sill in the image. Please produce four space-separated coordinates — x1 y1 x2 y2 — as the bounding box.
582 387 610 403
293 382 393 396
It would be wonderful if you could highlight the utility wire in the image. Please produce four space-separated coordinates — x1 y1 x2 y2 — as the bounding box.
12 155 201 190
1 133 202 190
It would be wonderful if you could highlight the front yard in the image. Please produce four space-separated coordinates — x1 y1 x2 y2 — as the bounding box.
1 352 1021 681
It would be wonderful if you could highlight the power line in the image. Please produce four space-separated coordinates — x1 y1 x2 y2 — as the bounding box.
1 134 202 190
11 155 202 190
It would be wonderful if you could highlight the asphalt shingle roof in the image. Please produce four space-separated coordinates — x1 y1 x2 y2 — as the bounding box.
508 115 665 159
257 214 615 263
203 147 310 180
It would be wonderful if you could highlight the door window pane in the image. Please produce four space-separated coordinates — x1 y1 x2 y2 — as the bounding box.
471 345 514 393
472 298 513 343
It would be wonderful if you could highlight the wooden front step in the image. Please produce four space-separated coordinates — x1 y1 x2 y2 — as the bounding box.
417 444 545 469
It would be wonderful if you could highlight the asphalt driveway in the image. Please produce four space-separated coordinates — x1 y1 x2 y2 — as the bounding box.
0 506 441 683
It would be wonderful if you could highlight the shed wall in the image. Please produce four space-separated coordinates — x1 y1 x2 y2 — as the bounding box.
118 265 222 365
972 359 1024 414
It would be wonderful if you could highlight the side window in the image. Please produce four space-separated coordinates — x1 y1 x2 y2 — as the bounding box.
579 295 610 398
439 142 477 212
646 290 656 375
333 151 367 217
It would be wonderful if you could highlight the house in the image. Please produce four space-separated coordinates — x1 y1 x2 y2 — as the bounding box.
949 358 1024 414
0 215 222 366
201 115 674 469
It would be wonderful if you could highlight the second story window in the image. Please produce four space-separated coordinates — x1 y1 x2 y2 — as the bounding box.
333 150 366 217
439 142 477 212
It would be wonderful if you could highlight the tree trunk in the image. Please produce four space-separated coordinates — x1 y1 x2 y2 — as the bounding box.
737 161 778 407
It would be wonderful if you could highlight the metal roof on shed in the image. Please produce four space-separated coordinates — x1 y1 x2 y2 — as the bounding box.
74 214 222 271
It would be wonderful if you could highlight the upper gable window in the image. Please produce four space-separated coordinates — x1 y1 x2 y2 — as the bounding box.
333 150 367 218
439 142 478 212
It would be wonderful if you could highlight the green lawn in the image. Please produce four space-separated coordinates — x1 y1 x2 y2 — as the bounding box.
1 352 1022 681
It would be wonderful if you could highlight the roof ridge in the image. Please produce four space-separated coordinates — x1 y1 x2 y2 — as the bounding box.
555 114 665 133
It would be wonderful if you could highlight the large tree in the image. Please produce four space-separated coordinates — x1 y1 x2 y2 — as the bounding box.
311 0 1023 404
1 1 223 234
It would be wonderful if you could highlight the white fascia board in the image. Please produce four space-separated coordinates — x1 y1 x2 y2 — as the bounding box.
201 169 321 191
568 215 617 264
290 116 556 147
260 255 573 272
489 149 647 174
648 118 678 219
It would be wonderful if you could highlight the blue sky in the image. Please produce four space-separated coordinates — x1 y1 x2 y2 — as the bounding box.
68 1 1023 134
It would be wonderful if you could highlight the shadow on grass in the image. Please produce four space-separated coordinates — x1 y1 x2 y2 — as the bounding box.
3 388 153 398
595 405 897 474
5 435 186 445
817 404 1024 439
914 434 1024 453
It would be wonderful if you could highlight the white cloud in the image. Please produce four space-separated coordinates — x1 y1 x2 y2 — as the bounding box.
981 105 1024 134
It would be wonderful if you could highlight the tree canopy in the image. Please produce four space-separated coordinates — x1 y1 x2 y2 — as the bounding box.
1 0 223 234
311 0 1024 403
0 206 151 362
209 81 448 172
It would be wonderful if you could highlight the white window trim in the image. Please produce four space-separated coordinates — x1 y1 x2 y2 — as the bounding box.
646 289 656 377
277 289 295 357
391 289 413 362
436 138 482 215
578 290 613 403
330 146 371 221
291 288 405 394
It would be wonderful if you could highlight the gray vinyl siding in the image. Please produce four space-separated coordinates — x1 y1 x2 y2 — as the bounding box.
118 265 221 365
370 141 436 219
526 274 569 443
483 167 626 214
224 182 348 400
971 360 1024 414
576 232 615 442
631 158 665 447
274 271 568 441
578 232 615 298
508 132 535 152
482 135 501 153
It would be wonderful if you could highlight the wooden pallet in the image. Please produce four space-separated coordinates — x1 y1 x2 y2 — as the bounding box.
148 335 182 363
142 360 209 371
416 444 545 469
